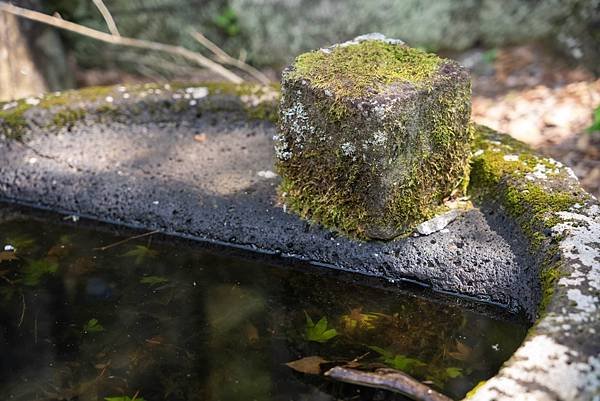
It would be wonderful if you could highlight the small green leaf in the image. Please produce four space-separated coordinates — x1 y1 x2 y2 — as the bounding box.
140 275 169 286
369 346 425 374
305 312 338 343
587 106 600 133
83 318 105 333
445 367 463 378
121 245 157 265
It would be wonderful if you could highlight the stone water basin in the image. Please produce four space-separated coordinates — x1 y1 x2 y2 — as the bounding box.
0 83 598 400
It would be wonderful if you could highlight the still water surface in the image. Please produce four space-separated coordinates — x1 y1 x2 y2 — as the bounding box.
0 206 528 400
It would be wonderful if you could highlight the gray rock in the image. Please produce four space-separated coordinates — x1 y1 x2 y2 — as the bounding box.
416 210 460 235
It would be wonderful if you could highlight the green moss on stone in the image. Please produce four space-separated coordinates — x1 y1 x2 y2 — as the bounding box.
469 125 584 250
469 124 591 318
278 41 470 239
290 40 442 100
1 83 280 141
52 108 87 128
0 100 30 140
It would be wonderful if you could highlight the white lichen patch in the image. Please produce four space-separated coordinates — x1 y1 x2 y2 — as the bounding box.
333 33 406 49
341 142 356 156
474 202 600 400
2 101 18 111
185 87 209 100
503 154 519 161
525 162 561 181
469 335 600 401
554 205 600 290
277 98 317 160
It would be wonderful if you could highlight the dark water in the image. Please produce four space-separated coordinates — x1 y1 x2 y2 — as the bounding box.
0 206 528 401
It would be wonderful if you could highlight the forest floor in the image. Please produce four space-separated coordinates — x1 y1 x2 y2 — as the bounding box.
453 44 600 198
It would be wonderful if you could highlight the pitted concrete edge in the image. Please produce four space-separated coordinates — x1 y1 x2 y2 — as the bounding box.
1 84 598 400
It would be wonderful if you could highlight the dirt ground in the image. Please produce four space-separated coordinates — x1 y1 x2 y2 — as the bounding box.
459 44 600 198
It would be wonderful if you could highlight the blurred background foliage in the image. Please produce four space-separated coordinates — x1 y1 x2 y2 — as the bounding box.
43 0 599 73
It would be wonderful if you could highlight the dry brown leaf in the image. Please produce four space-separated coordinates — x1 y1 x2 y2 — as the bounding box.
244 323 259 343
0 251 18 263
286 356 329 375
448 341 472 361
194 133 207 143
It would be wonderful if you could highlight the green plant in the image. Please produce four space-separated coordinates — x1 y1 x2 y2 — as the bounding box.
121 245 157 265
304 312 337 343
482 48 498 64
214 7 240 36
368 346 425 374
83 318 105 333
587 106 600 132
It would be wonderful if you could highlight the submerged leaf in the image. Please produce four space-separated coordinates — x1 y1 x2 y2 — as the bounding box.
0 251 18 263
445 367 463 378
121 245 158 265
341 307 382 331
368 346 425 374
286 356 329 375
140 275 169 286
448 341 473 361
83 318 105 333
22 259 58 286
305 312 338 343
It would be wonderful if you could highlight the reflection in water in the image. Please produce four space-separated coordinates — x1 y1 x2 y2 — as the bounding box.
0 207 529 400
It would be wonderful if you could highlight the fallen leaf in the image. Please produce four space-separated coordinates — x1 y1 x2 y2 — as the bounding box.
194 133 207 143
448 341 473 361
0 251 17 263
145 335 165 347
286 356 329 375
244 323 259 343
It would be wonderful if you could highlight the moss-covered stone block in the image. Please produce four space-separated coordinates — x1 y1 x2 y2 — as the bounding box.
276 34 472 239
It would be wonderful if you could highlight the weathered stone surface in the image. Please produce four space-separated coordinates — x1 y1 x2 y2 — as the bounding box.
276 34 471 239
0 83 598 400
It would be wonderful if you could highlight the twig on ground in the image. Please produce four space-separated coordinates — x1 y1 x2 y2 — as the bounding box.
0 2 244 83
190 29 270 85
91 0 120 36
94 229 160 251
325 366 452 401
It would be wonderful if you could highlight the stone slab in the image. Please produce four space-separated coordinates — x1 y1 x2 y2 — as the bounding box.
0 88 534 317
